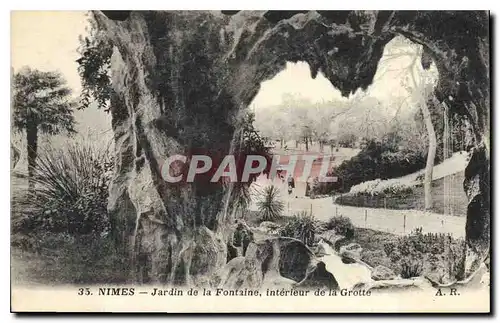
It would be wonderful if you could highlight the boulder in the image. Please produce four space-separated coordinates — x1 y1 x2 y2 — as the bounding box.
371 265 397 281
318 230 346 250
314 239 331 257
297 261 339 290
259 221 281 235
339 243 362 261
212 237 338 290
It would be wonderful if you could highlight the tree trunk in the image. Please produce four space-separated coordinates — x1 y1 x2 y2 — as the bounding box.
421 100 437 210
305 136 309 151
26 122 38 190
443 102 452 216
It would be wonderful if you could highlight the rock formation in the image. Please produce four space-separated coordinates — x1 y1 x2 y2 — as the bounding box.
94 10 489 285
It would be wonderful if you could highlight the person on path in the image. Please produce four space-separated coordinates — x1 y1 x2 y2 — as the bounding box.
287 174 295 195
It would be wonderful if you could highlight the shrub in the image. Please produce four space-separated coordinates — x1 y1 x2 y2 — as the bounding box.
381 183 414 196
257 185 285 221
382 227 465 280
400 258 423 278
325 216 354 239
14 140 113 235
349 177 414 198
279 211 317 247
12 231 129 285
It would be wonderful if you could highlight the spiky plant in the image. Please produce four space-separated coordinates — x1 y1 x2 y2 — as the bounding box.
257 185 284 221
15 138 113 235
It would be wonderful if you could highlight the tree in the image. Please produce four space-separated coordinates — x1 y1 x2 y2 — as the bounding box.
12 67 76 188
379 36 439 210
406 46 438 210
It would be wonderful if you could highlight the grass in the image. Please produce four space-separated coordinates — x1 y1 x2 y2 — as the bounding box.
256 185 285 221
278 211 317 246
11 232 129 285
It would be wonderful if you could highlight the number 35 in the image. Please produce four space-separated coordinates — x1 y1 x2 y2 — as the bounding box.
78 288 91 295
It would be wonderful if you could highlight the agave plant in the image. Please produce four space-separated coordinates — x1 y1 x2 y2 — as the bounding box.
16 138 114 235
256 185 284 221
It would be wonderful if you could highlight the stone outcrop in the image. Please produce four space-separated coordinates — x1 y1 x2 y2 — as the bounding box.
211 237 337 289
340 243 363 261
371 265 397 281
95 10 489 285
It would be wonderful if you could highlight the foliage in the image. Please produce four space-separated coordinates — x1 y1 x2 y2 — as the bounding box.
77 14 113 111
325 216 354 239
230 111 272 216
12 67 76 135
278 211 317 246
383 228 465 280
256 185 285 221
400 258 423 278
14 140 114 235
349 179 414 197
337 133 357 148
315 138 426 194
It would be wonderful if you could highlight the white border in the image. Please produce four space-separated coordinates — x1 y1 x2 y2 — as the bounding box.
2 2 498 322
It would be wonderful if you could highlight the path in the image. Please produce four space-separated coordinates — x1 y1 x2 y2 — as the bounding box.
250 176 466 238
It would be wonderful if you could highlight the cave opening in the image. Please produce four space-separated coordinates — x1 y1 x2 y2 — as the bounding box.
249 35 472 219
94 11 489 287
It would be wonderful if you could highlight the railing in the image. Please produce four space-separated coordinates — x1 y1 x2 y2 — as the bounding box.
280 197 466 238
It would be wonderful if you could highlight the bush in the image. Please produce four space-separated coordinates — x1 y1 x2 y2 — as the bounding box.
382 228 465 281
14 140 113 235
400 258 423 278
325 216 354 239
279 211 317 247
257 185 285 221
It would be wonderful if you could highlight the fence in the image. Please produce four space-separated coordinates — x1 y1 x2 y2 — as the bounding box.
283 197 466 238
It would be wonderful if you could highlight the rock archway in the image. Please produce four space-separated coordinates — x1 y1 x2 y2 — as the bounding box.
95 10 489 285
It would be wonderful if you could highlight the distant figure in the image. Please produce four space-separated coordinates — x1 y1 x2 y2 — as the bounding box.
305 176 314 197
287 174 295 195
277 169 285 182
